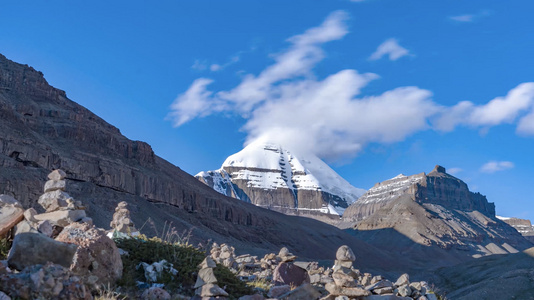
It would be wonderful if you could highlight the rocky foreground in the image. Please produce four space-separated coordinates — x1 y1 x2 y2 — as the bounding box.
0 169 440 299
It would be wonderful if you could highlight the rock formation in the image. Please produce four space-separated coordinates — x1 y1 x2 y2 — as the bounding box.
196 141 365 218
342 165 532 260
343 165 495 223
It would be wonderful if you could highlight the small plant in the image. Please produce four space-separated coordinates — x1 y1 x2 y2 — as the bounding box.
0 237 11 260
213 264 253 298
246 277 272 291
94 284 126 300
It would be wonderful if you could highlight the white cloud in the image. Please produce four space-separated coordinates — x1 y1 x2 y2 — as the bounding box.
480 161 515 174
191 59 208 71
369 38 411 61
434 83 534 132
167 78 225 127
449 10 492 23
448 168 463 175
449 15 475 22
517 111 534 135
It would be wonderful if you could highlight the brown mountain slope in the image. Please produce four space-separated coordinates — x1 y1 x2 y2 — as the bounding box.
0 53 404 272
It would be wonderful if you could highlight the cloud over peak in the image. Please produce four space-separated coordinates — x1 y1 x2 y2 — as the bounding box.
168 10 534 162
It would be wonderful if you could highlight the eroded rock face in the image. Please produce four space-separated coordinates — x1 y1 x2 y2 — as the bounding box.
343 165 495 223
55 222 122 288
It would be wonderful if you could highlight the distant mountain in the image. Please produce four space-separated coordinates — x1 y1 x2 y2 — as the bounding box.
196 141 365 218
497 216 534 243
342 165 532 259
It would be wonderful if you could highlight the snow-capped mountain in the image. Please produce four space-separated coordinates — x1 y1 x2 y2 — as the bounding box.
196 141 366 216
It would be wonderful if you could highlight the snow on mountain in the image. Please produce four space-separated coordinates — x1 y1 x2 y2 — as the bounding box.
196 140 365 215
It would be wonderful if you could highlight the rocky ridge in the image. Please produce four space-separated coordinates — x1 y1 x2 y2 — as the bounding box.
196 141 365 218
342 165 532 260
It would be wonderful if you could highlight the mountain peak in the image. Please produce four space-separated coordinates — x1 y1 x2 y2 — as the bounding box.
197 140 365 216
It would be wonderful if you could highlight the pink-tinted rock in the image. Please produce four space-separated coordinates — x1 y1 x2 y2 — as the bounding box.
55 222 122 288
273 262 310 287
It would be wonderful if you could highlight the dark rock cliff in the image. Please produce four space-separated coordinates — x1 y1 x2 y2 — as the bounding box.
0 53 404 270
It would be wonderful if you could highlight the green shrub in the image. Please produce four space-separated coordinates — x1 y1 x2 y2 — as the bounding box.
114 235 252 298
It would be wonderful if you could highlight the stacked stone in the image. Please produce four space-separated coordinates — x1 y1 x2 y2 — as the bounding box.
324 245 370 298
110 201 138 235
16 170 89 238
212 243 237 269
194 256 229 299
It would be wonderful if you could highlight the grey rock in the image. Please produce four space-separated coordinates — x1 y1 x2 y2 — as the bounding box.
44 180 66 193
0 195 22 208
199 256 217 269
397 285 411 297
14 219 38 235
268 285 291 298
332 271 357 288
37 190 71 212
7 232 77 270
273 262 310 286
48 169 67 181
336 245 356 261
195 283 229 297
0 291 10 300
194 267 218 288
34 209 86 227
23 208 38 223
394 273 409 287
37 220 54 237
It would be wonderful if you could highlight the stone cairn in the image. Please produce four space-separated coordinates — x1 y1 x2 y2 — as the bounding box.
110 201 138 235
0 169 123 299
194 256 229 299
211 242 238 269
20 169 90 237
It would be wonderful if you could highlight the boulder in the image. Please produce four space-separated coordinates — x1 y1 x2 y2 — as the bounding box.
23 208 38 223
332 271 357 288
0 262 91 300
273 262 310 287
194 267 218 288
55 222 122 288
7 232 77 270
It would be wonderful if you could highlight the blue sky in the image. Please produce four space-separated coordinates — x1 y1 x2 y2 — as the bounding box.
1 1 533 220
